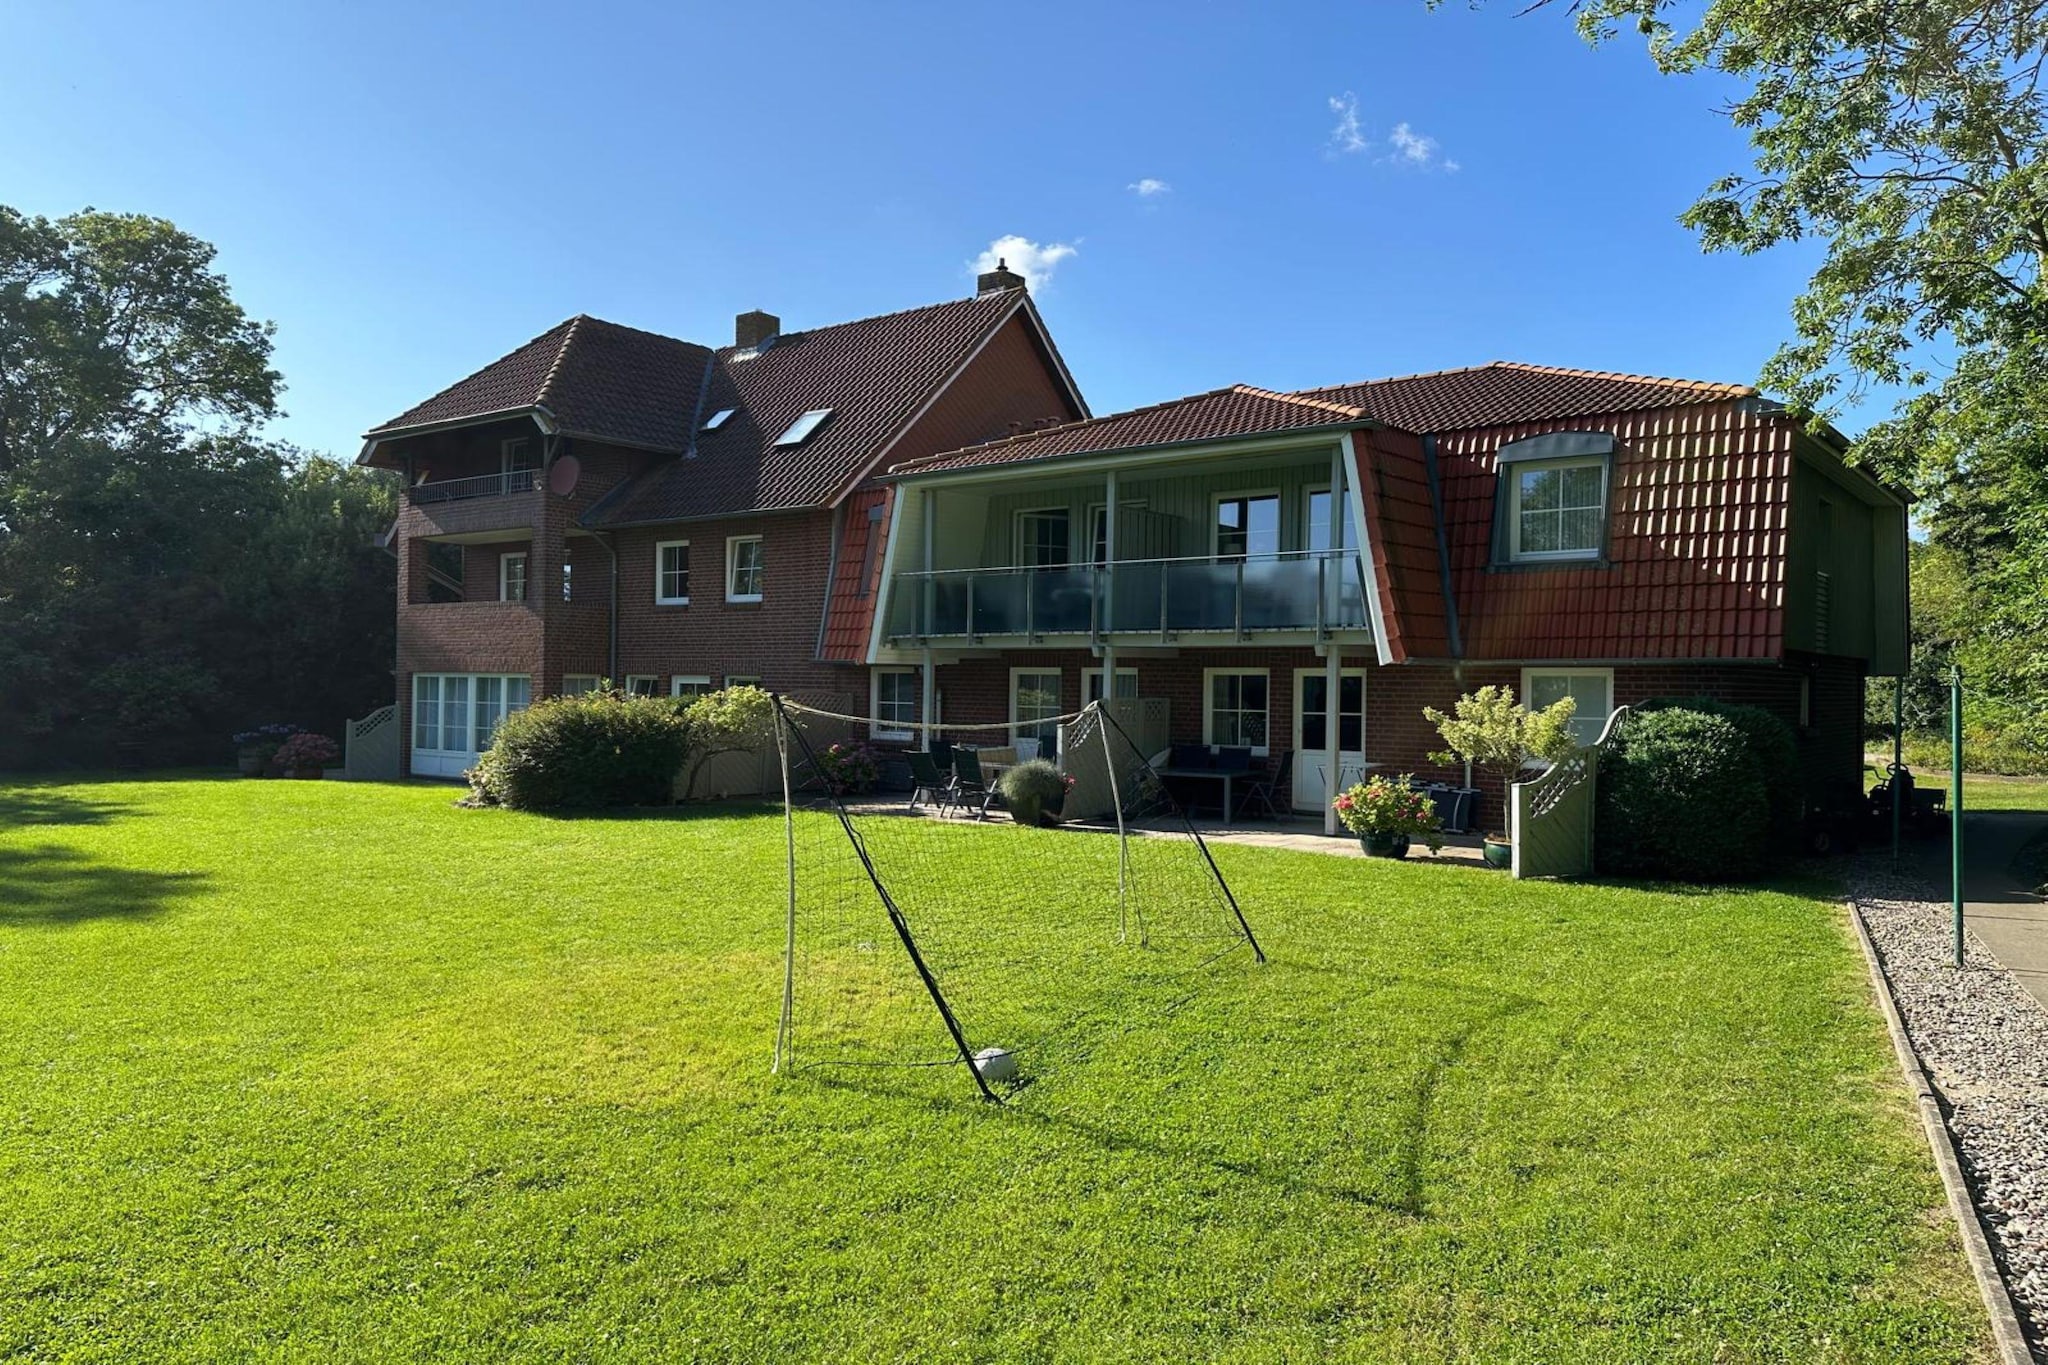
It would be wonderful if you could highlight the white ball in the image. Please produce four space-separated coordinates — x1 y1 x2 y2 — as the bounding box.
973 1046 1018 1083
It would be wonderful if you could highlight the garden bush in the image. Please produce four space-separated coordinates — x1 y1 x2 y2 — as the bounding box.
1636 696 1801 837
1597 705 1782 881
468 691 690 811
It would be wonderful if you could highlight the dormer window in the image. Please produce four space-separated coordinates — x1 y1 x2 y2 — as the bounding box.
1491 432 1615 566
773 408 833 447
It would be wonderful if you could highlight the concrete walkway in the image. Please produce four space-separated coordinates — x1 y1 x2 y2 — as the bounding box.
1916 810 2048 1014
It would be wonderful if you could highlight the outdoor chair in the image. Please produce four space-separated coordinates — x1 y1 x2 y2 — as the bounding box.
906 751 954 815
952 749 1002 820
928 738 955 772
1236 750 1292 821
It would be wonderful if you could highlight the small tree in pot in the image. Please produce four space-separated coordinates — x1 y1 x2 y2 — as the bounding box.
1423 686 1578 864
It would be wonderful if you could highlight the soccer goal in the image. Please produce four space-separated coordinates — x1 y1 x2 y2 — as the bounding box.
767 693 1263 1102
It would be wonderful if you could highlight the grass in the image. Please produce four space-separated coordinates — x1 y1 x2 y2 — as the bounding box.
0 774 1993 1362
1865 756 2048 813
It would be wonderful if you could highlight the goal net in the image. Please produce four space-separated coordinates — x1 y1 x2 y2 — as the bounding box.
769 694 1263 1102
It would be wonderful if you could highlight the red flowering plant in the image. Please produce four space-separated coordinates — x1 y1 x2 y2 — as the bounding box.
814 741 881 796
272 731 341 770
1331 774 1444 852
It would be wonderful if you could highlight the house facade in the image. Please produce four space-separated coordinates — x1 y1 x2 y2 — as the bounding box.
364 277 1907 835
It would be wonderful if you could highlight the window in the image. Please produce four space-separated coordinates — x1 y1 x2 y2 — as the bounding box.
725 674 761 689
773 408 833 447
1522 668 1613 748
411 674 532 760
625 675 662 697
413 674 442 750
1085 668 1139 706
671 675 712 700
1305 488 1359 554
1508 459 1606 561
1086 501 1145 566
727 536 764 602
656 540 690 604
502 438 540 475
1204 669 1270 753
561 561 573 602
1215 493 1280 561
499 551 527 602
1015 508 1071 568
1010 669 1064 749
701 408 734 431
872 667 920 741
561 675 601 696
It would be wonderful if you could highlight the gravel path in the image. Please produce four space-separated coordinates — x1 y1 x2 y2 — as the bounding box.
1852 856 2048 1359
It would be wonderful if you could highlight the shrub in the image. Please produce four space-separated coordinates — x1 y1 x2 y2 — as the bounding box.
814 741 881 795
997 758 1069 810
1332 774 1444 852
1635 696 1800 836
678 685 777 799
1424 685 1579 838
272 732 340 769
1597 706 1776 881
468 691 690 811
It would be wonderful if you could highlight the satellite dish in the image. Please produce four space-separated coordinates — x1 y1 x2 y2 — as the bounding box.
546 454 581 497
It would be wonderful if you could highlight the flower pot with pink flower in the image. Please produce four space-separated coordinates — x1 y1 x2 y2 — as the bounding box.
272 731 341 780
1332 774 1445 858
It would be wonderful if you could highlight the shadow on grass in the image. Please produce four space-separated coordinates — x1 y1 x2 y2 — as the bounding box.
0 844 206 926
513 800 786 825
0 789 137 827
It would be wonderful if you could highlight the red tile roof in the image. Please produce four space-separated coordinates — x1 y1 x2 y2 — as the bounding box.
822 486 893 662
1302 361 1754 434
585 291 1033 525
1350 427 1451 662
367 315 712 452
892 385 1368 476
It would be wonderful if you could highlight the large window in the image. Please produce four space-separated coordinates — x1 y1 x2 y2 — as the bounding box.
1522 667 1614 747
1215 493 1280 561
726 535 764 602
498 551 527 602
412 673 532 761
1010 669 1064 748
1509 459 1606 561
873 667 920 741
1016 508 1071 567
1204 669 1270 752
656 540 690 604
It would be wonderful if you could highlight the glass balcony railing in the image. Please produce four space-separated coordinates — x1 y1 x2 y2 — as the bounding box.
884 551 1368 641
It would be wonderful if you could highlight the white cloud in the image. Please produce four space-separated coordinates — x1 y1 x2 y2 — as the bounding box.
1127 177 1172 197
1326 92 1368 155
973 235 1078 292
1387 121 1457 171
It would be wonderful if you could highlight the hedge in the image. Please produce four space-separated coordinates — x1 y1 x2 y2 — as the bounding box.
468 691 690 811
1597 701 1797 881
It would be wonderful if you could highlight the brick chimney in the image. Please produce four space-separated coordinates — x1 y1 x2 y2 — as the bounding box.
976 258 1026 295
734 309 779 349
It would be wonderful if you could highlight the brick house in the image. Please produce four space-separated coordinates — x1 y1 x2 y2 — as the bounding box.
364 273 1907 835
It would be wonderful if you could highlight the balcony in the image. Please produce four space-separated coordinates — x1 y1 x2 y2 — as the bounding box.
884 550 1368 643
406 469 539 505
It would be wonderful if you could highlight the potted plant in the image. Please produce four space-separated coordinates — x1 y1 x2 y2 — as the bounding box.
232 724 299 777
814 741 882 797
272 731 341 780
1332 774 1444 858
1423 686 1579 868
997 758 1068 827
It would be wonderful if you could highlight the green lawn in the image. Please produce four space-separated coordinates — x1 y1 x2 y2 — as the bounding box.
1961 772 2048 812
0 776 1990 1362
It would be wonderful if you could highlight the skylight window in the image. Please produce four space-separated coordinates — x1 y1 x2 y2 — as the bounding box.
701 408 734 431
773 408 834 447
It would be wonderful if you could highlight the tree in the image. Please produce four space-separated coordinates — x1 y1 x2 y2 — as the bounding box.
1424 685 1579 838
1457 0 2048 758
0 206 280 473
679 686 778 798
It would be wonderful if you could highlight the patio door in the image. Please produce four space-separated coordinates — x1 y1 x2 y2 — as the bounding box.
1292 668 1365 811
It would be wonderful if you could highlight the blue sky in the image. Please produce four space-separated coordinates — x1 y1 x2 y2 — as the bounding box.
1 0 1845 458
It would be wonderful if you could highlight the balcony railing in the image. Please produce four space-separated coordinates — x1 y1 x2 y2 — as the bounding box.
407 469 539 505
884 550 1369 642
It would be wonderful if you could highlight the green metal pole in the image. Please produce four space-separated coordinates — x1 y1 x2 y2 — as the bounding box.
1950 664 1964 969
1891 679 1903 861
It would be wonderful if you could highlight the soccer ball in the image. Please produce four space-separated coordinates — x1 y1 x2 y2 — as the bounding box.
972 1046 1018 1083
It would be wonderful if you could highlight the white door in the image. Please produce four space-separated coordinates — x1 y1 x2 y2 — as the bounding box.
1293 669 1366 811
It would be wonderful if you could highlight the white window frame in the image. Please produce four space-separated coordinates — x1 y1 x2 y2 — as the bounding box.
561 675 601 696
655 539 691 605
1506 457 1608 563
410 673 533 774
498 551 527 602
1013 506 1072 568
1211 489 1282 561
671 674 712 700
1303 486 1358 555
1520 667 1615 749
501 438 539 475
1084 667 1139 706
725 674 761 690
1085 500 1146 566
726 535 764 603
1202 667 1271 756
1009 668 1064 748
871 666 920 741
624 675 662 697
